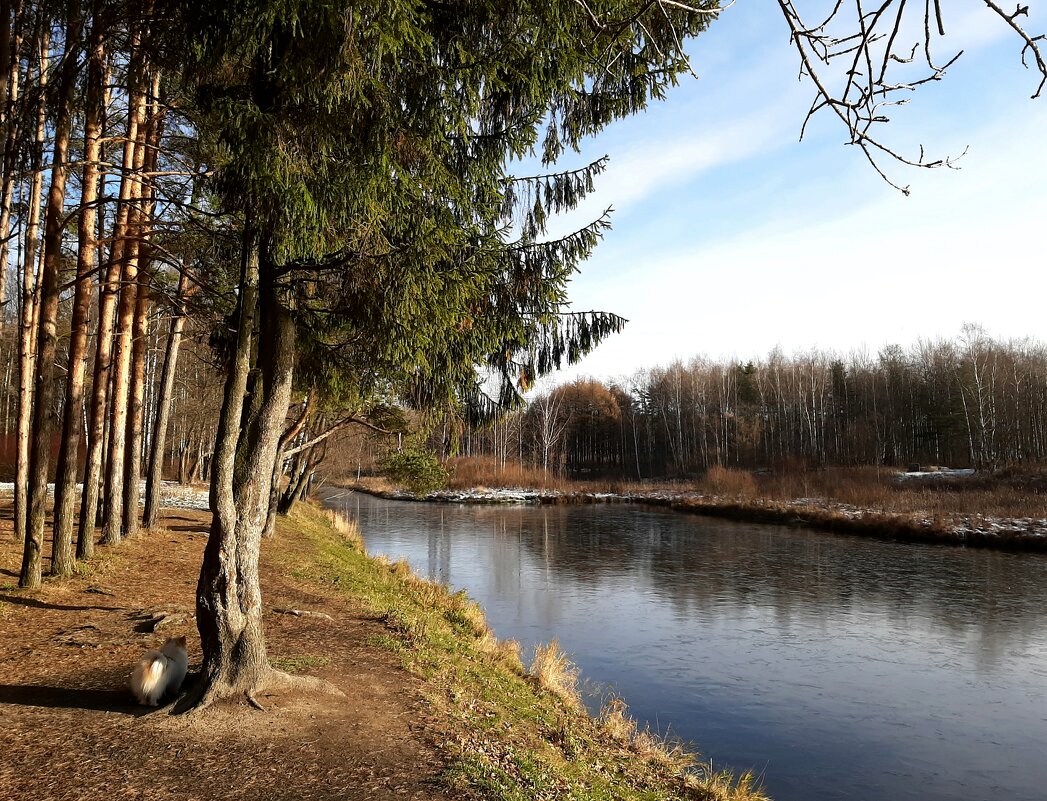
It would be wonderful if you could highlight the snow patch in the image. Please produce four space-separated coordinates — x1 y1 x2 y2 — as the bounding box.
0 480 210 511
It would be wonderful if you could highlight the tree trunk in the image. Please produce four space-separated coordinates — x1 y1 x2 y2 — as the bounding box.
122 268 149 538
143 270 190 528
191 233 297 707
278 445 323 515
101 232 141 546
276 454 303 515
52 6 104 573
100 63 149 547
121 73 163 539
13 26 47 544
79 49 146 556
262 394 312 538
21 8 84 587
0 0 23 325
178 439 191 484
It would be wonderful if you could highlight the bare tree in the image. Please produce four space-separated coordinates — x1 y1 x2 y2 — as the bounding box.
530 388 573 475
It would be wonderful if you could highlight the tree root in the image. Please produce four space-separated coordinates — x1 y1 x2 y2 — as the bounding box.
245 690 266 711
264 667 345 698
171 675 210 716
170 665 344 716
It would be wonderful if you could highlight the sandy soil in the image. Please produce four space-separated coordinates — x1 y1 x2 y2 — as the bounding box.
0 505 452 801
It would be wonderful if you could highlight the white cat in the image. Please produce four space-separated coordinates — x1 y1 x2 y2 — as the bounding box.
130 636 189 706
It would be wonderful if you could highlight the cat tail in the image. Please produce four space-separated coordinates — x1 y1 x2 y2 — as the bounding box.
142 656 165 694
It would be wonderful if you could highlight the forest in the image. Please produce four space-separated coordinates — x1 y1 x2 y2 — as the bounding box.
436 326 1047 479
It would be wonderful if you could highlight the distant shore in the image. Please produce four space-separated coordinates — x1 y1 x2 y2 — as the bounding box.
332 477 1047 552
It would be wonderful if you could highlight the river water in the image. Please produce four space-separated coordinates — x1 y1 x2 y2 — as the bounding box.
321 489 1047 801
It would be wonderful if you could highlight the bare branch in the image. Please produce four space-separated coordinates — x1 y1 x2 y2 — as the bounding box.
982 0 1047 97
776 0 1046 191
283 415 398 457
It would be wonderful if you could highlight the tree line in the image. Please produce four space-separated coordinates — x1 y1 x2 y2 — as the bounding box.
448 326 1047 477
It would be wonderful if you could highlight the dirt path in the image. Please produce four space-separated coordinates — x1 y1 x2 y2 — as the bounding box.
0 506 451 801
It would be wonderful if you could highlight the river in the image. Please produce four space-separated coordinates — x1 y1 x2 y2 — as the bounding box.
321 489 1047 801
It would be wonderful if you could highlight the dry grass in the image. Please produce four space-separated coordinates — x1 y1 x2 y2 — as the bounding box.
321 508 364 549
598 697 770 801
482 636 525 673
419 457 1047 521
598 698 689 769
528 639 583 712
684 767 771 801
701 466 757 498
333 475 399 495
444 457 699 497
753 465 1047 520
446 456 575 491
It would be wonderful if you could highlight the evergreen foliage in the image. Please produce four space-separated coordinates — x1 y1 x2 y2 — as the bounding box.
166 0 716 420
379 443 448 496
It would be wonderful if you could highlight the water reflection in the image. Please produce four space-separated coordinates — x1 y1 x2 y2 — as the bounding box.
322 489 1047 801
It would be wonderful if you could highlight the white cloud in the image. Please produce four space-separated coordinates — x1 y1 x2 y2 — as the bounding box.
551 98 1047 383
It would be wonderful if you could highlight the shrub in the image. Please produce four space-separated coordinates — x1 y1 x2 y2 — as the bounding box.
380 446 448 495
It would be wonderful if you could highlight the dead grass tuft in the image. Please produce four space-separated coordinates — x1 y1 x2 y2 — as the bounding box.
529 639 583 711
599 697 694 773
321 508 364 550
599 697 637 743
444 589 490 638
685 765 771 801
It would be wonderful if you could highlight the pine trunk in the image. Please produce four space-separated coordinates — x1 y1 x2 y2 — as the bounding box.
122 269 150 538
13 28 47 544
78 65 144 556
21 9 84 588
121 73 163 538
99 63 148 547
52 7 104 572
0 0 22 325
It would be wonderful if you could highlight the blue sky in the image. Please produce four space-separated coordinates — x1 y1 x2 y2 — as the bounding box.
541 1 1047 386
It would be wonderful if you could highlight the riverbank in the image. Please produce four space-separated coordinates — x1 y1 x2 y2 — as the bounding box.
0 502 767 801
337 474 1047 552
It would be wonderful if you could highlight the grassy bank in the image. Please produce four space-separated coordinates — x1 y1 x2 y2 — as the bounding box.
336 460 1047 551
282 503 768 801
